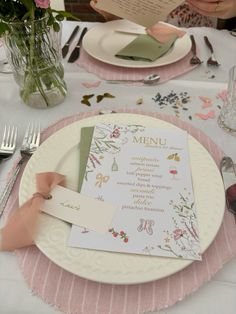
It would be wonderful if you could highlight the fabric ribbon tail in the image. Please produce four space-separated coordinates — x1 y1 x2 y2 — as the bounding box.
0 172 66 251
146 22 186 43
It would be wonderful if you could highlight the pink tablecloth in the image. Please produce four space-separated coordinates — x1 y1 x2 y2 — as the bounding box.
4 109 236 314
77 48 198 84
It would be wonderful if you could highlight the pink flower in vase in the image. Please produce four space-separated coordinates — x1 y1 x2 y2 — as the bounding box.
34 0 50 9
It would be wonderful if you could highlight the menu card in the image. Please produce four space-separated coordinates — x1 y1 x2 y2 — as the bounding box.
95 0 184 27
68 124 201 260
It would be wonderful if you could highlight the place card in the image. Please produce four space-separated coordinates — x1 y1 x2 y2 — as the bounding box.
41 185 117 233
68 123 201 260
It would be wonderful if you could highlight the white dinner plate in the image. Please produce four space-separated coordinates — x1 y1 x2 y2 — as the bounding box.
19 114 225 284
82 20 192 68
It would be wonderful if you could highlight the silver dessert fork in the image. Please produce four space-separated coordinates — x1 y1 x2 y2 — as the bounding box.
0 125 17 161
0 123 40 216
204 36 220 67
189 34 202 65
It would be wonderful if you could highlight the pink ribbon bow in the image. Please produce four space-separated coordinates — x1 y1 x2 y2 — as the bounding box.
146 22 186 43
0 172 66 251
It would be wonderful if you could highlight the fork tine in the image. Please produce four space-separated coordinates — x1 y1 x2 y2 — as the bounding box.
11 126 17 149
31 125 36 145
30 124 40 146
22 123 40 147
9 127 14 147
6 126 11 146
1 125 7 146
1 125 17 149
9 126 15 148
28 123 34 145
35 124 41 146
22 123 31 147
0 125 17 154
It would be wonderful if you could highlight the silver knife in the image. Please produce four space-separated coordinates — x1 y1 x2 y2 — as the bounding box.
62 25 80 58
220 156 236 218
68 27 88 63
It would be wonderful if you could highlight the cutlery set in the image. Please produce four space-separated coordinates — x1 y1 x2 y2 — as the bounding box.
62 25 88 63
190 34 220 67
0 123 40 217
61 25 80 58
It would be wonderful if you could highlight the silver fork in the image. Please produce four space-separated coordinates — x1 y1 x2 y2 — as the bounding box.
0 125 18 161
0 123 40 216
204 36 220 67
189 34 202 65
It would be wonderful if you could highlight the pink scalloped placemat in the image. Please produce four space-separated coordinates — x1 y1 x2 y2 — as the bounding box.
76 47 198 84
4 109 236 314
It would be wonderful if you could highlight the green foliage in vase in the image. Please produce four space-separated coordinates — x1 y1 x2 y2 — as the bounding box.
0 1 78 107
0 0 78 36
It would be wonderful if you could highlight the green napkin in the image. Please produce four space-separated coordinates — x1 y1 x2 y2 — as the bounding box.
115 34 178 62
78 127 94 192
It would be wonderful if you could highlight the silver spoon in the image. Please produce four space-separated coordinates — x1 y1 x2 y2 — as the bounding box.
106 73 160 85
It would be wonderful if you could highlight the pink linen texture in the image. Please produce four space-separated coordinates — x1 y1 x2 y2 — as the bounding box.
76 47 199 84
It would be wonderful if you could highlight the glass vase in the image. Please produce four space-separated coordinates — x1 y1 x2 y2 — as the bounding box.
218 65 236 134
4 17 67 108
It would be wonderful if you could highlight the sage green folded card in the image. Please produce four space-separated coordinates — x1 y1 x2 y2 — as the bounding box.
115 34 178 62
78 127 94 192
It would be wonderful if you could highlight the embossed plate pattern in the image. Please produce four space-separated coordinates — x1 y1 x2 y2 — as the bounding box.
19 114 225 284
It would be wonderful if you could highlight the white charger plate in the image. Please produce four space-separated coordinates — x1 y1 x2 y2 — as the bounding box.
82 20 192 68
19 114 225 284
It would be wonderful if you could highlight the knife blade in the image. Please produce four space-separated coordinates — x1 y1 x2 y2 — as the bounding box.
68 27 88 63
62 25 80 58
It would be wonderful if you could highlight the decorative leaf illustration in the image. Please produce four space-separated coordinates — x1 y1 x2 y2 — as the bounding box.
167 153 175 160
167 153 180 161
